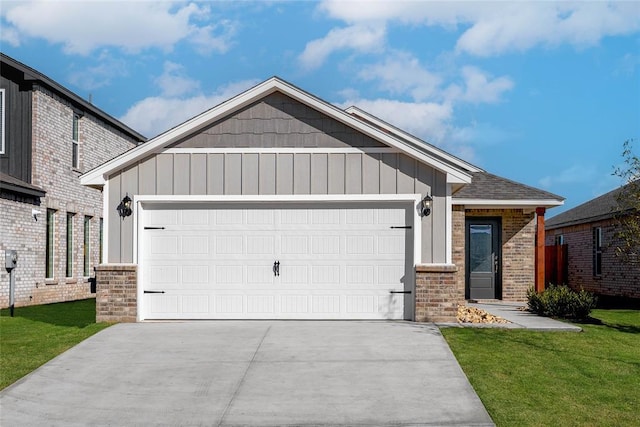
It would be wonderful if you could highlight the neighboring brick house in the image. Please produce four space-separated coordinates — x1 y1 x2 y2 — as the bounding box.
81 77 564 323
546 184 640 300
0 53 145 308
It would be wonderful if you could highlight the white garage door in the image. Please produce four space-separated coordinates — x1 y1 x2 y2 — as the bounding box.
139 202 413 320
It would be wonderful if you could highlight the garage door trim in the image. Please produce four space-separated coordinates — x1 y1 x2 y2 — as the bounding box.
134 194 422 321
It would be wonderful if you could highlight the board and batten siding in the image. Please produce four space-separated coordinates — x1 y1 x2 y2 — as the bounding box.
107 151 446 264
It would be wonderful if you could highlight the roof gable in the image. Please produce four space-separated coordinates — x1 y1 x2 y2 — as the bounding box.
81 77 472 186
171 92 386 149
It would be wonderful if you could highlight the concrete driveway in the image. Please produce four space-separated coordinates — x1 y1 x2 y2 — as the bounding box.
1 321 493 426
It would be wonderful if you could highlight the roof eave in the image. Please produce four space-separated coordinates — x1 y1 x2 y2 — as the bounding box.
453 198 565 209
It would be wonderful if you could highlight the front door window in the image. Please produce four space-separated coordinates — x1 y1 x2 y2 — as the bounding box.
466 218 501 300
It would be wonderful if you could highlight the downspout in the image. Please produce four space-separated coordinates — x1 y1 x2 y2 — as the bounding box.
535 207 546 293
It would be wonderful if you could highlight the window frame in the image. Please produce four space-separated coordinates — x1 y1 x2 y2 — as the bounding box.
72 113 80 169
555 235 564 245
593 227 603 276
99 218 103 264
66 212 75 278
46 209 56 279
0 88 5 155
84 215 91 277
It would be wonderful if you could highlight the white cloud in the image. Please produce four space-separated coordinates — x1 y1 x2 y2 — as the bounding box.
1 1 235 55
357 52 442 101
119 79 260 138
154 61 201 97
299 24 386 70
313 1 640 58
445 66 514 104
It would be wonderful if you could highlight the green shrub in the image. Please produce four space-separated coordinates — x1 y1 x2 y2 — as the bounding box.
527 285 597 320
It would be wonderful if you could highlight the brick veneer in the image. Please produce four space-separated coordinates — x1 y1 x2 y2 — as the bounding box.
95 264 137 322
415 264 460 322
546 218 640 299
453 207 536 302
0 87 137 308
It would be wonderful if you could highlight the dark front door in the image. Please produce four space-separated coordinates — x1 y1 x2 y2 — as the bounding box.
466 218 501 300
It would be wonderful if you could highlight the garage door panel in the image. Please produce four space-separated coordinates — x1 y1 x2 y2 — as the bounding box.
141 202 412 320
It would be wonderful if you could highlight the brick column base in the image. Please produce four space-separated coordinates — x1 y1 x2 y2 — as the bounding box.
415 264 461 322
95 264 137 323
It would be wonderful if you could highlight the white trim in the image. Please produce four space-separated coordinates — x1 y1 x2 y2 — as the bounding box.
346 106 482 174
445 186 453 264
453 199 564 208
134 193 423 204
163 147 399 154
102 180 109 263
80 78 472 187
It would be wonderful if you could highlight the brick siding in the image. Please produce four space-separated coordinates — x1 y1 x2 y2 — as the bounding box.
454 208 536 302
95 264 137 322
415 264 460 322
0 87 137 308
546 218 640 299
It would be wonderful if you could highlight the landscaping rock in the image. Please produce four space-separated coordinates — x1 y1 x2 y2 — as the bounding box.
457 305 511 324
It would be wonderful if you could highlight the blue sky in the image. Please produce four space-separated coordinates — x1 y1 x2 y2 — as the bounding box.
2 1 639 215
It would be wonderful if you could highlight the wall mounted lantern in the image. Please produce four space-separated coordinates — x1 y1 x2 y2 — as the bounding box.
117 193 132 219
421 195 432 217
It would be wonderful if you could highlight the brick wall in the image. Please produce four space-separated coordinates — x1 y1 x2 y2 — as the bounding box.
0 87 137 308
415 264 460 322
546 219 640 299
456 208 536 302
95 264 137 322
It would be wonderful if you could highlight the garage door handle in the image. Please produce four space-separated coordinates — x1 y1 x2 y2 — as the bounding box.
144 290 165 294
389 290 412 294
144 227 165 230
273 261 280 277
390 226 412 229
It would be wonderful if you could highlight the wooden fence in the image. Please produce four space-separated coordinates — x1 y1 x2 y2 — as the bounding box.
545 244 568 286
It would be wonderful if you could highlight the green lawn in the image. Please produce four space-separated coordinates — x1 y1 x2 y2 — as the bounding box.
0 299 111 390
441 309 640 427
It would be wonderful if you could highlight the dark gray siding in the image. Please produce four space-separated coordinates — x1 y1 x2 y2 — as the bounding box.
0 72 33 183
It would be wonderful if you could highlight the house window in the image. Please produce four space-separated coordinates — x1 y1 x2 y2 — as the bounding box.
66 213 75 277
72 113 80 169
0 88 5 155
555 235 564 245
99 218 103 264
84 216 91 276
593 227 603 276
46 209 56 279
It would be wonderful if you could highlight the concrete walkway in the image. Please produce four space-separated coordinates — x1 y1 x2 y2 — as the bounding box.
1 321 494 427
465 302 583 331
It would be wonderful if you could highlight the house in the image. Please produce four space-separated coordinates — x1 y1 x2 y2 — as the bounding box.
546 183 640 301
0 53 145 308
81 77 564 322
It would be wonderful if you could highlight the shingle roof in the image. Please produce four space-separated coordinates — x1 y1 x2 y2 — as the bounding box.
546 184 631 229
453 172 564 201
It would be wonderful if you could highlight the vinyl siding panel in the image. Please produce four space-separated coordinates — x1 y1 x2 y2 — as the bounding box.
207 154 224 195
190 153 207 195
259 153 276 194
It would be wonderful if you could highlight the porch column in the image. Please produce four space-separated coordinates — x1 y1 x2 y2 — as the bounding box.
535 207 546 293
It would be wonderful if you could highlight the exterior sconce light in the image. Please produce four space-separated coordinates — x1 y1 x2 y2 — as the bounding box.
117 193 132 219
421 195 432 217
